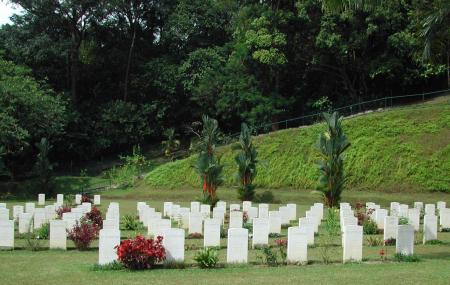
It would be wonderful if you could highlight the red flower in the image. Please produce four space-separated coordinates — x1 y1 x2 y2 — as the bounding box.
116 235 166 270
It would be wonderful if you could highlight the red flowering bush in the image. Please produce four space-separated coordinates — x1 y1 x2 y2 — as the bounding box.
81 195 92 203
116 235 166 270
56 206 72 219
67 218 98 250
85 206 103 229
275 239 287 247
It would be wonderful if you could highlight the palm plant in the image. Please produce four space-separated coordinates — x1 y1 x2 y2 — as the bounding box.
161 128 180 160
315 112 350 208
192 115 223 205
233 123 258 201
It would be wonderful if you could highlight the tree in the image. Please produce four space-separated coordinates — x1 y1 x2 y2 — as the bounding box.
233 123 258 201
315 112 350 208
33 138 55 195
161 128 180 160
192 115 223 205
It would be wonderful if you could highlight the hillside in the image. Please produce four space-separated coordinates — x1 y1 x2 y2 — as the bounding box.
146 99 450 192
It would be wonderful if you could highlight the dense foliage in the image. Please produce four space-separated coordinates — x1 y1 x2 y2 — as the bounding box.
116 235 166 270
0 0 448 179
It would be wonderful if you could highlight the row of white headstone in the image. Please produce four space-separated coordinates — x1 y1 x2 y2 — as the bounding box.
0 195 102 249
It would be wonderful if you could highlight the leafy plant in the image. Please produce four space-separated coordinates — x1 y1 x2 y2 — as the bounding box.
92 261 124 271
25 220 43 251
363 219 378 235
441 228 450 232
233 123 258 201
161 128 181 160
399 217 409 225
116 235 166 270
37 222 50 239
67 218 98 250
33 138 55 195
122 214 141 231
366 236 383 246
384 238 396 246
394 253 421 262
85 206 103 229
314 112 351 208
320 208 340 264
275 239 287 264
194 248 219 269
192 115 223 205
259 246 279 267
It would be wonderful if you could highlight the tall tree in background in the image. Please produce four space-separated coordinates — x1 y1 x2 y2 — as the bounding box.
192 115 223 205
315 112 350 208
33 138 55 195
233 123 258 201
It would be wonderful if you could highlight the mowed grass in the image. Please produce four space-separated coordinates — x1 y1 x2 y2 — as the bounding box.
1 188 450 285
146 98 450 192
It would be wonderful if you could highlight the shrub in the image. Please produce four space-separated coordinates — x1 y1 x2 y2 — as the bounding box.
424 239 443 245
56 206 72 219
254 191 277 203
243 222 253 232
274 239 287 264
363 219 378 235
366 236 383 246
67 219 98 250
441 228 450 232
269 233 282 238
85 206 103 229
194 248 219 269
92 261 124 271
116 236 166 270
81 195 92 203
384 238 396 246
394 253 421 262
187 232 203 239
398 217 409 225
37 222 50 239
259 246 279 267
123 214 141 231
220 226 227 238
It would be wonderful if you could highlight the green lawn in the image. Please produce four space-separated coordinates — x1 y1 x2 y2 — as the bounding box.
1 187 450 284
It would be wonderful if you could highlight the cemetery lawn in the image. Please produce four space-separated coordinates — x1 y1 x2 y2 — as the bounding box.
1 188 450 285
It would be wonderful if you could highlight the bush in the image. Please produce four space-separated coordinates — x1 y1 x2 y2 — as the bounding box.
363 219 378 235
398 217 409 225
37 222 50 239
243 222 253 232
67 219 98 250
116 235 166 270
259 246 279 267
81 195 92 203
394 253 421 262
194 248 219 269
85 206 103 229
56 206 72 219
384 238 396 246
441 228 450 232
366 236 383 246
254 191 278 203
123 215 141 231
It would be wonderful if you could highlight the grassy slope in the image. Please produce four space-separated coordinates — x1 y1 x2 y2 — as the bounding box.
146 100 450 192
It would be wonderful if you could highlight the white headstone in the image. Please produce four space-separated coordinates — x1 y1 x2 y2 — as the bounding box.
216 201 226 210
25 202 35 214
414 202 423 210
375 209 388 230
19 213 33 233
98 229 120 265
227 228 248 263
94 195 101 205
287 227 308 263
163 202 173 217
248 207 258 222
212 207 225 225
153 219 171 237
33 208 46 229
204 218 221 247
162 228 185 263
437 201 446 211
179 207 190 229
200 204 210 219
384 216 398 241
56 194 64 205
258 204 269 218
229 204 240 212
423 215 437 243
0 203 5 209
407 209 420 231
399 204 409 218
440 208 450 229
190 201 200 213
50 220 67 250
0 220 14 248
188 212 203 234
279 206 290 225
298 217 315 245
75 194 82 205
269 211 281 234
286 204 297 221
343 225 363 262
396 225 414 255
45 205 56 220
38 194 46 206
242 201 252 212
252 218 269 248
62 213 77 230
229 211 243 229
390 202 400 216
102 219 119 230
13 205 24 221
313 203 324 220
0 208 9 221
425 204 435 216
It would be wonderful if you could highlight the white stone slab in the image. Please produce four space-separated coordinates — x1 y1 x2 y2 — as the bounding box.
279 206 290 225
423 215 437 243
298 217 315 245
227 228 248 263
188 212 203 234
162 228 185 263
384 216 398 240
248 207 258 222
229 204 240 212
204 218 221 247
408 209 420 231
212 207 225 225
19 213 33 233
13 205 24 221
414 202 423 210
343 225 363 262
0 208 9 221
200 204 210 219
98 229 120 265
0 220 14 248
33 208 46 229
252 218 269 248
375 209 388 230
190 201 200 213
269 211 281 234
287 227 308 263
56 194 64 205
229 211 243 229
75 194 82 205
440 208 450 229
38 194 45 206
153 219 171 237
94 195 101 205
396 225 414 255
390 202 400 216
286 204 297 221
258 204 269 218
242 201 252 212
50 220 67 250
425 204 435 216
25 202 35 214
163 202 173 217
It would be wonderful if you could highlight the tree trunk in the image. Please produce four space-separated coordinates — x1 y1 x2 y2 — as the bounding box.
124 26 136 101
70 32 79 103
